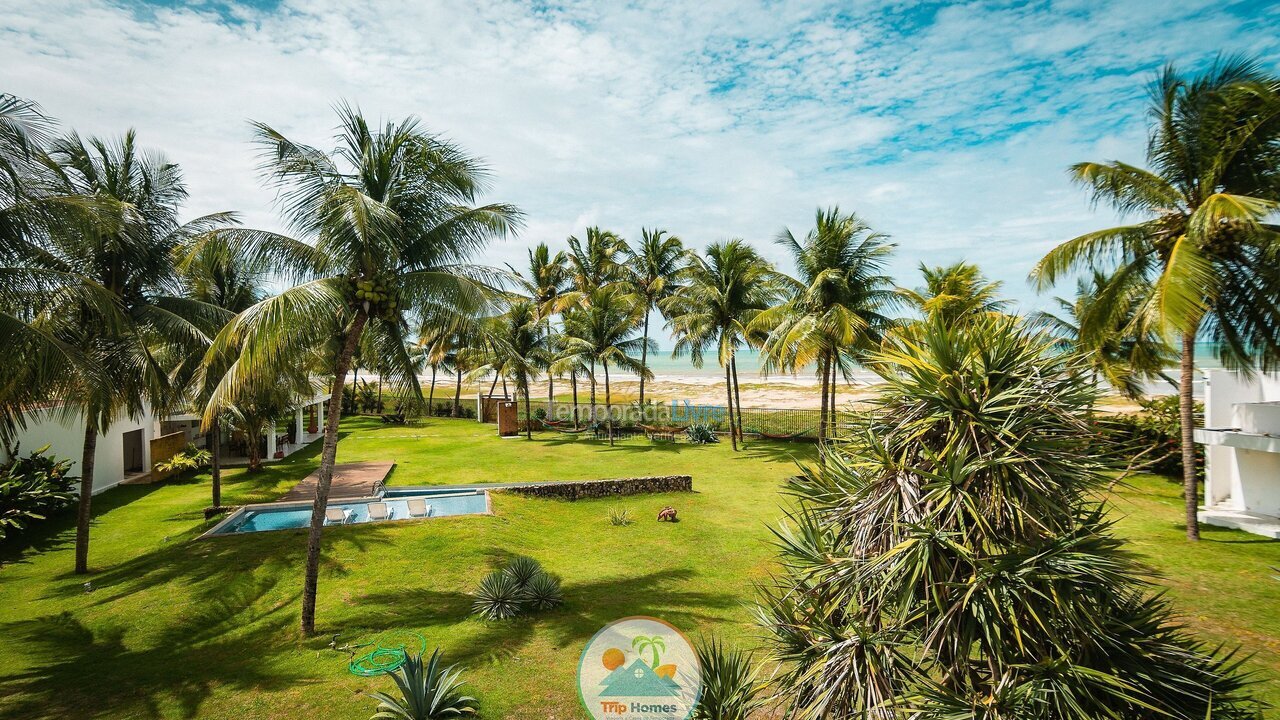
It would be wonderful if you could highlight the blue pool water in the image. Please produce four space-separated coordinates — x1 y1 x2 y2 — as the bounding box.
208 490 488 536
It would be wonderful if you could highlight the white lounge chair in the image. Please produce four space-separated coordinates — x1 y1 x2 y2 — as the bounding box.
367 502 391 521
325 507 352 525
407 499 431 517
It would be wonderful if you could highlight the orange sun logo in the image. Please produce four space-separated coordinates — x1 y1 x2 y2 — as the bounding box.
601 647 625 671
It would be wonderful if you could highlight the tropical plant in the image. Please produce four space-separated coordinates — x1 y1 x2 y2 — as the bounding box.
608 506 634 526
0 444 75 543
488 299 549 439
757 208 897 443
367 649 477 720
221 367 317 471
1033 269 1175 399
1100 395 1204 478
502 554 544 586
622 228 687 411
472 570 525 621
472 555 562 619
151 444 211 475
13 130 235 574
757 315 1259 719
520 571 564 611
205 106 519 633
667 240 777 451
899 260 1008 325
1031 56 1280 540
562 287 649 445
684 423 718 444
511 242 569 409
692 637 767 720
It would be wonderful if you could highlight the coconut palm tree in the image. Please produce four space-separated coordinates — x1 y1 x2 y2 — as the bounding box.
562 227 627 421
1033 269 1175 400
562 287 648 445
666 240 777 451
757 208 897 443
511 243 568 410
899 260 1008 325
206 106 519 633
759 314 1260 720
1031 57 1280 540
622 228 687 413
489 299 549 439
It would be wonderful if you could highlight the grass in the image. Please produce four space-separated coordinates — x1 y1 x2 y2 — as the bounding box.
0 416 1276 719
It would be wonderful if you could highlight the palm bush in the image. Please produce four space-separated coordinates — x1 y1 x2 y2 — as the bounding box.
520 571 564 612
757 315 1259 719
502 555 543 586
684 423 718 444
0 444 75 542
472 570 524 621
152 445 211 475
692 637 766 720
367 649 476 720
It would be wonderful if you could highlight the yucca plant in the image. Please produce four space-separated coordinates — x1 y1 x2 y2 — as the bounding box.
684 423 718 444
757 314 1260 720
692 637 767 720
520 571 564 612
608 506 634 526
472 570 524 621
367 649 476 720
502 555 543 587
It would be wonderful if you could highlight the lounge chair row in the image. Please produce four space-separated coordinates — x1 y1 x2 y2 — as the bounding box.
324 498 431 525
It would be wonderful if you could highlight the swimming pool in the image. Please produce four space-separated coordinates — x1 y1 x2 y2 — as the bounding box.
203 488 490 538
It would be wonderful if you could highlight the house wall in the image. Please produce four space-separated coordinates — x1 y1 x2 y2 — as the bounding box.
1201 370 1280 513
0 405 156 494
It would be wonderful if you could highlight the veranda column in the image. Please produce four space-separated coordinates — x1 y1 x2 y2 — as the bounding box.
267 428 277 459
317 400 324 433
295 408 305 444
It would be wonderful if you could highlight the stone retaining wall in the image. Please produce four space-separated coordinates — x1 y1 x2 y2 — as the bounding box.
498 475 692 501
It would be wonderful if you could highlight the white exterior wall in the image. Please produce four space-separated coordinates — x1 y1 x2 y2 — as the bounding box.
1200 370 1280 516
1 405 156 495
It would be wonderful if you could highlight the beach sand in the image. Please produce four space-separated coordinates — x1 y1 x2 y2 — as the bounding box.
525 375 878 410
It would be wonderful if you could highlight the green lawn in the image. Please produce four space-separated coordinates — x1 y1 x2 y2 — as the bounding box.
0 417 1276 719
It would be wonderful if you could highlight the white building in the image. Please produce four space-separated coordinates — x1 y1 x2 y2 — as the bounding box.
1194 369 1280 538
1 392 330 495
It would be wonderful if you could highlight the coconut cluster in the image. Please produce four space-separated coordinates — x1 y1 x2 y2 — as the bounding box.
1204 217 1250 254
345 275 401 320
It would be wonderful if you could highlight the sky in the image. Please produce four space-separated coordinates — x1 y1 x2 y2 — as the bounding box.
3 0 1280 325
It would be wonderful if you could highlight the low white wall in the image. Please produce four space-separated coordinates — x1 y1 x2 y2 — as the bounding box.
1202 370 1280 514
1 406 155 495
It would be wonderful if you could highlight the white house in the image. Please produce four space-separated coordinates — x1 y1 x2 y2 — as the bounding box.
1 391 331 495
1194 369 1280 538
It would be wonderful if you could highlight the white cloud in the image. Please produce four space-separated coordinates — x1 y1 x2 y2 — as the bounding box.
0 0 1276 321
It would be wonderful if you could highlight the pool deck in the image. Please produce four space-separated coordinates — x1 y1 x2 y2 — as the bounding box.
279 461 395 502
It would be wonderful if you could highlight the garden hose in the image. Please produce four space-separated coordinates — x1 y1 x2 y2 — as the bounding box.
346 631 427 677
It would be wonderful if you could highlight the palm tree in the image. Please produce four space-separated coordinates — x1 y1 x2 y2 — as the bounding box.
511 243 568 411
562 287 648 445
667 240 776 451
563 227 627 421
1031 57 1280 540
632 635 666 668
488 299 548 439
760 314 1260 719
899 260 1008 325
1033 269 1175 400
22 131 235 574
757 208 897 443
206 106 519 633
223 368 317 471
623 228 687 414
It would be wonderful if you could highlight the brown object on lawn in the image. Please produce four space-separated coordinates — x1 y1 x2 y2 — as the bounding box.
280 461 395 502
657 506 678 522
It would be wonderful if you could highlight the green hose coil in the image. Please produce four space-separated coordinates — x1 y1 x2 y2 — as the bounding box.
347 632 427 677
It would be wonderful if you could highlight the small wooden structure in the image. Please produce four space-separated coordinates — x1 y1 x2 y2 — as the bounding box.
497 401 519 436
479 394 508 423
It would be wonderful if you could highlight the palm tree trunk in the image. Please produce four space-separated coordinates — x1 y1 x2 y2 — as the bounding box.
589 359 597 424
73 424 97 574
524 380 533 440
301 312 368 635
819 351 830 445
1181 331 1200 541
828 353 838 433
209 417 221 509
427 365 437 415
639 310 651 415
731 353 745 445
247 429 262 472
452 370 462 418
547 318 555 415
571 370 580 428
604 359 614 446
724 360 738 451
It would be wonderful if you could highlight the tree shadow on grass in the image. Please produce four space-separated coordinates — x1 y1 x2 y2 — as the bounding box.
0 572 308 720
738 442 815 466
0 484 171 567
1174 522 1280 545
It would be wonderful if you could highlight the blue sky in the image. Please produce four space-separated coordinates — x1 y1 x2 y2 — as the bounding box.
3 0 1279 317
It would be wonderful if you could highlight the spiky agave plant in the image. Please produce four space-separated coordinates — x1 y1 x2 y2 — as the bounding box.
756 314 1260 720
692 637 767 720
367 649 476 720
472 570 524 621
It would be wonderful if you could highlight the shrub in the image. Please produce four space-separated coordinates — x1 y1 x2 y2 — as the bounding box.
685 423 718 444
608 506 634 526
532 407 547 421
757 316 1259 719
520 572 564 611
472 556 562 620
0 444 76 543
693 637 766 720
153 444 211 475
472 570 524 621
367 649 476 719
1099 395 1203 478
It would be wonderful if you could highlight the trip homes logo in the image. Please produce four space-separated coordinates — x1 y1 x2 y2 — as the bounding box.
578 616 702 720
